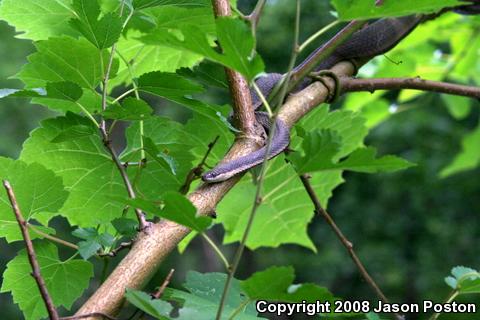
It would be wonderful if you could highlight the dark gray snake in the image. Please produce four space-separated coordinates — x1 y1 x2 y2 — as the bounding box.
202 3 480 183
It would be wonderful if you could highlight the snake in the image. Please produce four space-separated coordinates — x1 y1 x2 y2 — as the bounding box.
202 3 480 183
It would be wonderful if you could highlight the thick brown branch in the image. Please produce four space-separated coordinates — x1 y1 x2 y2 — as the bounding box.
299 175 404 320
341 76 480 98
3 180 60 320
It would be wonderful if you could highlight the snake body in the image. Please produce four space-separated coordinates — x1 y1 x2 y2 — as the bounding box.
202 5 479 183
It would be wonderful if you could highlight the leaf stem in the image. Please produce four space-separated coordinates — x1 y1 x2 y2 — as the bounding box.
429 290 459 320
201 233 230 270
299 20 340 52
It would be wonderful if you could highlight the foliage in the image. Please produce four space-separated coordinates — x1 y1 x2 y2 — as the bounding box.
0 0 478 319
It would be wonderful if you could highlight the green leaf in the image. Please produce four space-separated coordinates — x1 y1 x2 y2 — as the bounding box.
333 147 415 173
442 94 472 120
440 123 480 177
18 37 118 90
0 157 68 242
112 217 138 237
217 107 367 250
125 289 172 319
20 113 128 227
0 0 75 40
119 192 212 231
72 227 115 259
102 97 154 120
165 271 262 319
445 266 480 294
138 71 204 98
242 266 335 303
132 0 209 10
110 30 203 88
141 17 264 81
122 117 196 197
331 0 462 20
50 124 97 143
143 137 177 175
1 242 93 320
288 129 342 174
70 0 123 49
46 81 84 102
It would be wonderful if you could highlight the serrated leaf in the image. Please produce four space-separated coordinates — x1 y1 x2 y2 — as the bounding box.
0 157 68 242
125 289 172 319
140 17 264 81
70 0 122 49
1 242 93 320
20 113 128 227
119 192 212 231
242 266 335 303
440 123 480 177
103 97 154 120
73 227 115 259
217 107 367 250
164 271 262 320
334 147 415 173
17 37 118 90
0 0 75 40
331 0 462 20
288 129 342 174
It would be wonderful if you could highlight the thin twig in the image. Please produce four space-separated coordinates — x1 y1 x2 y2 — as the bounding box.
99 242 132 258
180 136 220 194
3 180 60 320
28 223 79 250
152 269 175 299
100 132 148 230
298 175 404 320
215 2 302 319
246 0 267 31
60 312 117 320
340 76 480 98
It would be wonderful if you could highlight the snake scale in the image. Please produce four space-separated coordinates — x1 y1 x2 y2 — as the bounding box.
202 2 480 183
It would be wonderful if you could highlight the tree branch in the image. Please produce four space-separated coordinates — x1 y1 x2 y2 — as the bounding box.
341 76 480 98
61 313 117 320
3 180 60 320
211 0 260 141
299 175 404 320
247 0 267 31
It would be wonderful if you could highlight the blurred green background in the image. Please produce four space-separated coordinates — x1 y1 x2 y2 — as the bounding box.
0 0 479 319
